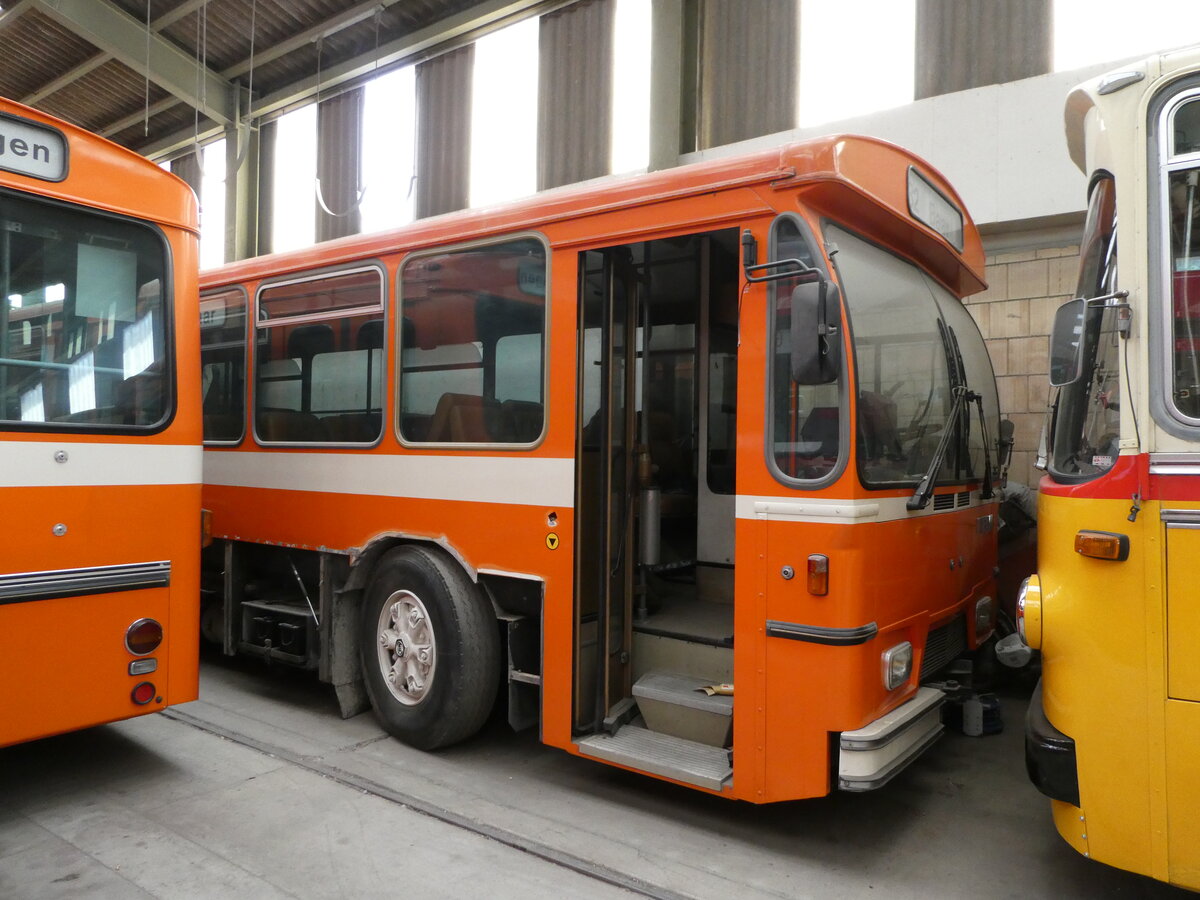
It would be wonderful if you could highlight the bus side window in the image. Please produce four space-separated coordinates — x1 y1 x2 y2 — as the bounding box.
399 238 547 446
200 288 247 443
253 268 384 445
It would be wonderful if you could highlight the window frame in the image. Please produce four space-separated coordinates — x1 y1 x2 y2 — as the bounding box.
0 187 177 436
395 231 551 451
1152 79 1200 437
200 284 248 446
251 260 387 448
765 212 849 490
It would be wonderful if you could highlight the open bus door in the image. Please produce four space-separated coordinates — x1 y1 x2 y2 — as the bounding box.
571 229 741 790
574 246 637 732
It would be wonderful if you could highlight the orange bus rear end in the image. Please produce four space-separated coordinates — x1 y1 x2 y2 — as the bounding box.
0 98 201 747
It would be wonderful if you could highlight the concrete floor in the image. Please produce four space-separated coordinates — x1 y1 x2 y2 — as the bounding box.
0 652 1188 899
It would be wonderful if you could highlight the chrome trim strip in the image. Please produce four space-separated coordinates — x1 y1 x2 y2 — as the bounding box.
1161 509 1200 524
765 620 878 645
1150 454 1200 476
0 561 171 605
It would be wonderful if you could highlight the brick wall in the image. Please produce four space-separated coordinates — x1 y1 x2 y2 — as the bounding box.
966 242 1082 490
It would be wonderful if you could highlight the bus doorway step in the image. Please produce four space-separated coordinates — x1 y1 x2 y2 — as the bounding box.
576 724 732 792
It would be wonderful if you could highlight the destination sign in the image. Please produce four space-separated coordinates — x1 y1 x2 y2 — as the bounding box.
907 167 963 251
0 113 67 182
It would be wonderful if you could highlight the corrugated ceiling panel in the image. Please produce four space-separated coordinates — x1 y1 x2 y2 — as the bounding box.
0 10 99 102
38 60 174 135
537 0 614 191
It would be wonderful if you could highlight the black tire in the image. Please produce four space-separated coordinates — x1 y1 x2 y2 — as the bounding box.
359 545 499 750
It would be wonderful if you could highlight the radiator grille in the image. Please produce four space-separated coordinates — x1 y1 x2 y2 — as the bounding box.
921 615 967 679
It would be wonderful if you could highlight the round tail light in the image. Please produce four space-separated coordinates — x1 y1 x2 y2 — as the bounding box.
131 681 157 705
126 618 163 656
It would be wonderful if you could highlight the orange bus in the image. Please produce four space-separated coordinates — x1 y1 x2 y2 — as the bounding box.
199 134 1005 801
0 98 201 747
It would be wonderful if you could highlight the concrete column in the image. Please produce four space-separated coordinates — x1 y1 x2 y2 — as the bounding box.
537 0 616 190
915 0 1051 99
224 115 262 262
256 120 276 257
316 88 364 242
415 45 474 218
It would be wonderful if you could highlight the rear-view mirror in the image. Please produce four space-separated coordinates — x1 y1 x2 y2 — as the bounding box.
1049 298 1087 387
790 280 840 384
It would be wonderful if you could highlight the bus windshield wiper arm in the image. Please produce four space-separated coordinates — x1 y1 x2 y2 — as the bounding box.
907 385 975 511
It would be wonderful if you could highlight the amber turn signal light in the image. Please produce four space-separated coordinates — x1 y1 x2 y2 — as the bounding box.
807 554 829 595
1074 530 1130 561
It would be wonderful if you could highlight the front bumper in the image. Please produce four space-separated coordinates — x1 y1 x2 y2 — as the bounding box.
838 686 945 791
1025 679 1080 806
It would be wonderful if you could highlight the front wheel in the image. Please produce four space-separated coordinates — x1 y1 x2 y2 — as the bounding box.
359 546 499 750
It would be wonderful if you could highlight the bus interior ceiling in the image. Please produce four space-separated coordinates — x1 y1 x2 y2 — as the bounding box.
575 227 740 759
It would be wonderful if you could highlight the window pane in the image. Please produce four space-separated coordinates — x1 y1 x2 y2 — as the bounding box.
200 287 246 442
1054 0 1200 71
798 0 915 127
259 269 382 322
400 238 546 444
0 193 170 429
470 18 539 207
829 224 954 487
770 216 839 481
199 139 226 270
273 104 317 253
361 66 417 233
611 0 651 174
1052 176 1119 475
254 269 384 444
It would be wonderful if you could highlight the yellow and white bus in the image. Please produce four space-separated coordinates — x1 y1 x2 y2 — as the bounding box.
1022 45 1200 889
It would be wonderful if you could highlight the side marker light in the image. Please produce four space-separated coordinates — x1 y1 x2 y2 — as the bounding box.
1074 530 1130 561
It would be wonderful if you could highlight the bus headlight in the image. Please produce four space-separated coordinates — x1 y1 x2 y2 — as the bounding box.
882 642 913 691
975 595 995 637
1016 575 1042 650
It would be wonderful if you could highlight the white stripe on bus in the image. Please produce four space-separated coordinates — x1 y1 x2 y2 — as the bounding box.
735 493 987 524
1 442 202 488
203 450 577 509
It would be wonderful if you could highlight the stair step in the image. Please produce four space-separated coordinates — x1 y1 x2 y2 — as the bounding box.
577 724 732 791
631 670 732 746
632 671 732 715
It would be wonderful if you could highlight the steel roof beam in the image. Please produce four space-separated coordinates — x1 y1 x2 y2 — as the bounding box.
142 0 571 159
32 0 234 126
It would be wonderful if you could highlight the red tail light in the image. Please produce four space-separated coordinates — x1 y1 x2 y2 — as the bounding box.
126 618 163 655
131 682 157 705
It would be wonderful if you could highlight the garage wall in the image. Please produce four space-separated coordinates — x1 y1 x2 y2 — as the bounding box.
968 240 1082 489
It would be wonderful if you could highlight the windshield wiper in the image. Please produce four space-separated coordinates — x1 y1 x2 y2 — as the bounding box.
907 385 974 511
907 385 997 511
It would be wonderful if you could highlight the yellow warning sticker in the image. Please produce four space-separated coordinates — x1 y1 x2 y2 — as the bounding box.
546 533 560 550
